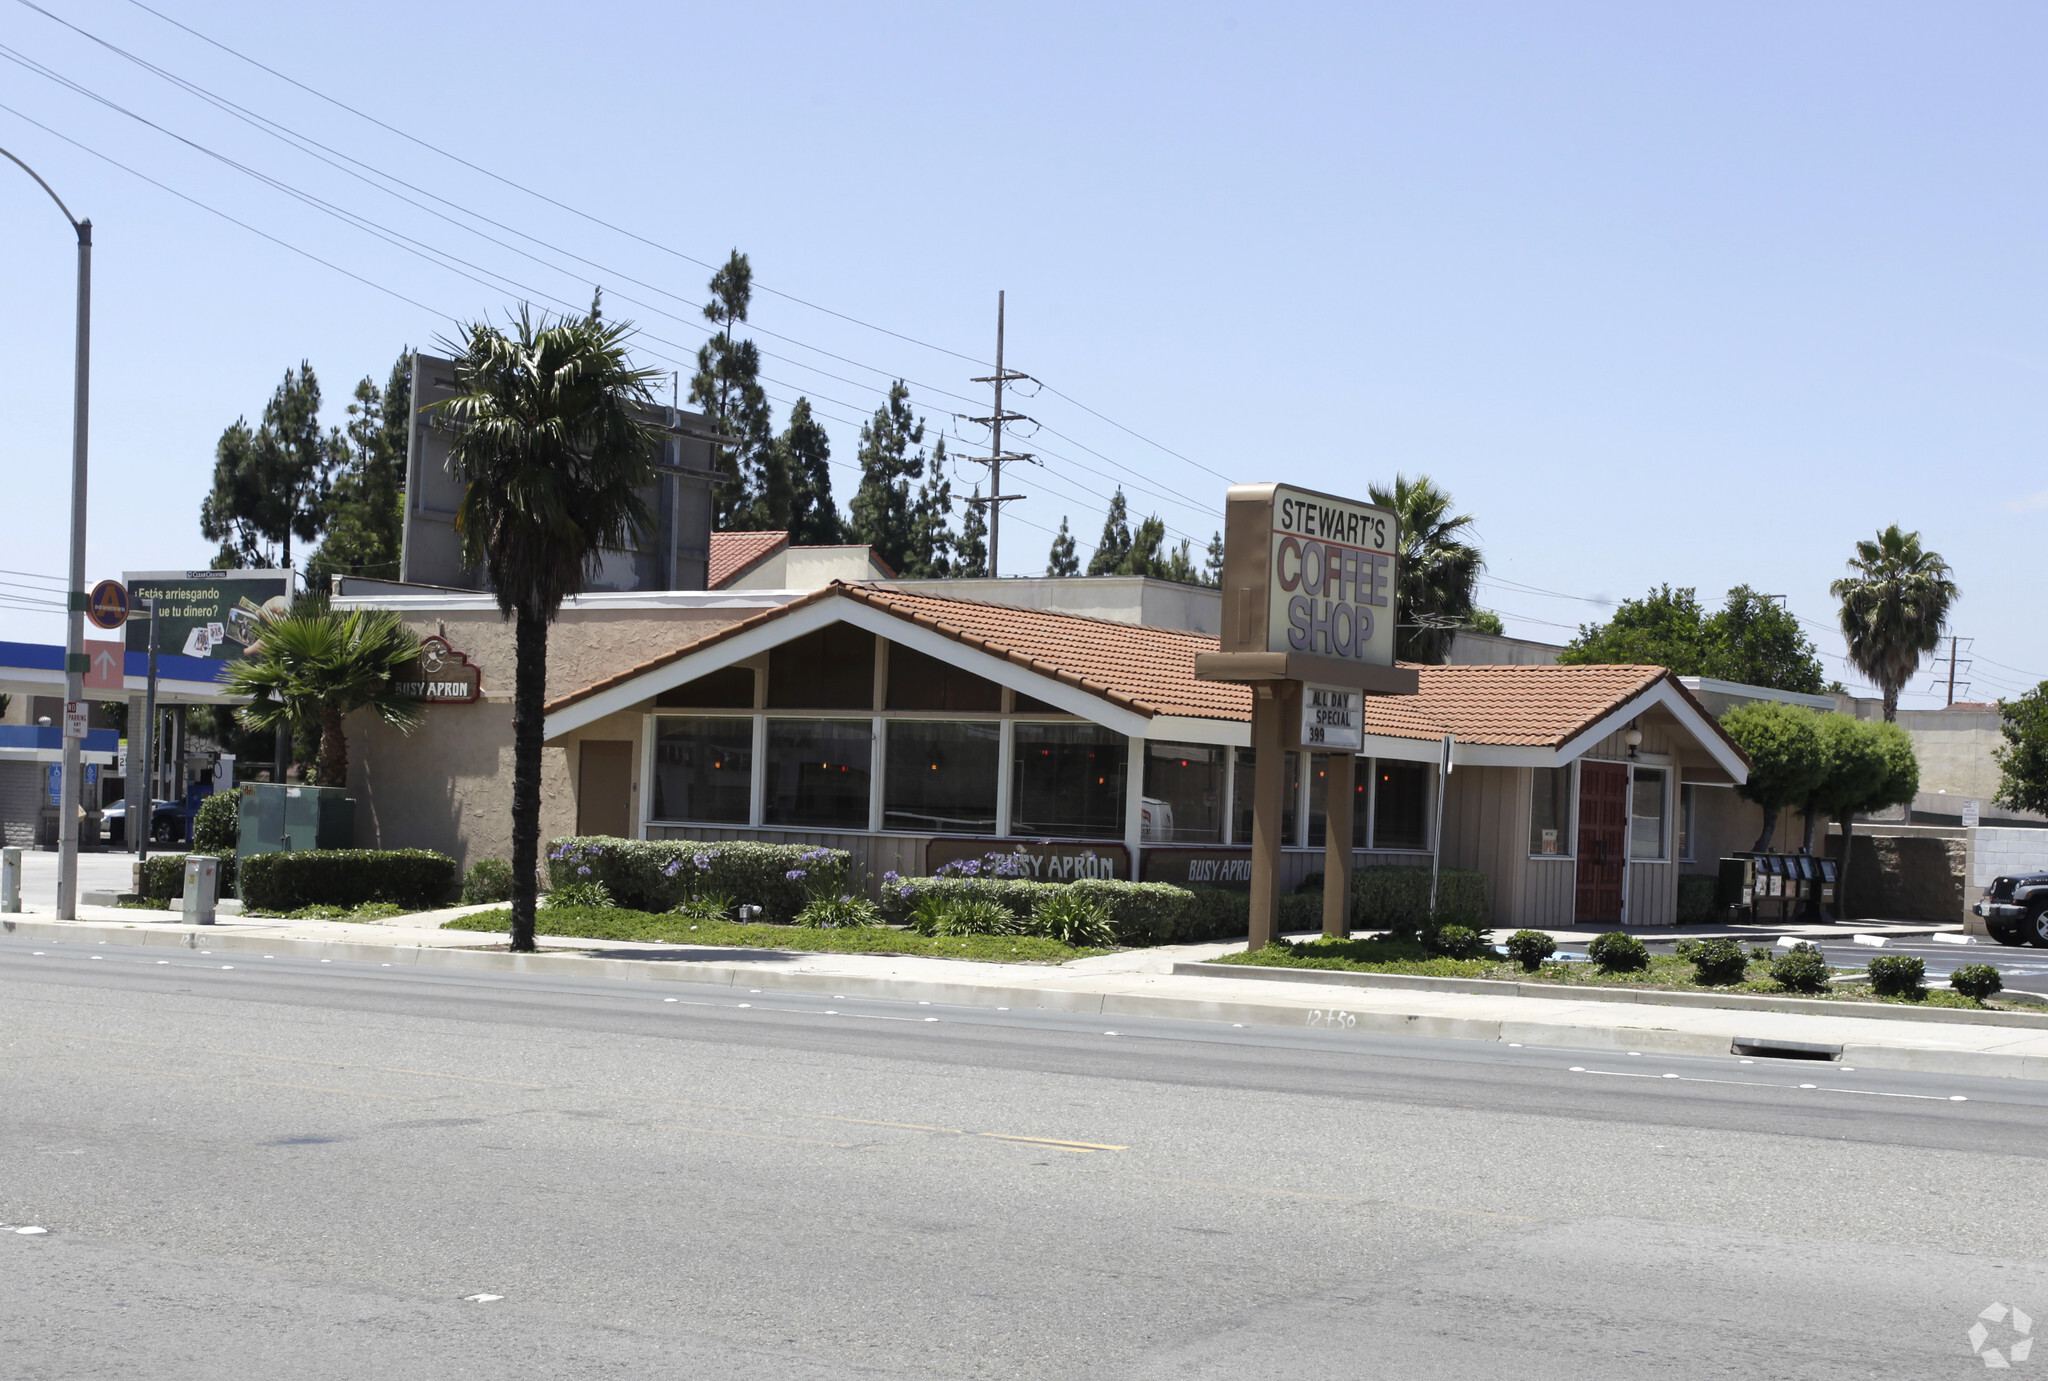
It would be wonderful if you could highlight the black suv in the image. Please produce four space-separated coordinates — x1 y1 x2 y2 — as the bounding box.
1973 874 2048 946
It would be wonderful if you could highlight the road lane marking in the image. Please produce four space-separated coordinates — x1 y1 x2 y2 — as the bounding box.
1569 1067 1967 1101
978 1133 1128 1152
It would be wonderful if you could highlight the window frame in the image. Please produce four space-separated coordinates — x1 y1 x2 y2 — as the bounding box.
643 712 757 827
1628 764 1672 862
1527 762 1578 861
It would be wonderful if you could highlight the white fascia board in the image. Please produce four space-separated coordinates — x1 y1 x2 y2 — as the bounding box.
0 748 117 764
1557 679 1749 784
1679 676 1836 711
544 594 1155 741
1356 736 1551 767
335 589 795 615
1145 715 1249 748
0 669 243 704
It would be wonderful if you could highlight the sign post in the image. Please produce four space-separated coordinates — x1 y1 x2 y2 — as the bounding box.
1429 733 1454 914
1194 484 1418 948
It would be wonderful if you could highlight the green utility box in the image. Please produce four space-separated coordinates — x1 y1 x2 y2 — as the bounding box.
236 783 355 861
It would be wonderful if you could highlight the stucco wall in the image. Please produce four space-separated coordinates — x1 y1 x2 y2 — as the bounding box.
345 605 747 866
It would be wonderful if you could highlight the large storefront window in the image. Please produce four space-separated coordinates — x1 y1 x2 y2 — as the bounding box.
884 721 999 834
1012 723 1126 839
763 719 872 829
1372 760 1429 851
1529 766 1571 856
1231 749 1299 846
1631 767 1667 859
650 717 752 824
1142 742 1224 843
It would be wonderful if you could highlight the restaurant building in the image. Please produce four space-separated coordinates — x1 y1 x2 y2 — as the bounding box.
345 576 1750 928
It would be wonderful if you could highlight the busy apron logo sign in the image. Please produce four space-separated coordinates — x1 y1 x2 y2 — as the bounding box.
396 636 482 703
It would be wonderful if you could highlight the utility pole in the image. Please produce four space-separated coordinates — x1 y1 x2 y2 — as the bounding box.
1943 635 1974 707
965 291 1033 577
5 148 91 920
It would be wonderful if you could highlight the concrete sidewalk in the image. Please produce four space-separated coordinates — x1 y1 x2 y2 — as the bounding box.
5 900 2045 1082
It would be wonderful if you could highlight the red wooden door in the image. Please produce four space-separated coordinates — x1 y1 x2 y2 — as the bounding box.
1575 761 1628 924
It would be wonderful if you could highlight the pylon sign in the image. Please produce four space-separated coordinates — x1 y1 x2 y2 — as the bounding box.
86 579 129 631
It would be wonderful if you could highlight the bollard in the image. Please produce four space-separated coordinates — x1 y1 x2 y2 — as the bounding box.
181 854 219 926
1 847 19 913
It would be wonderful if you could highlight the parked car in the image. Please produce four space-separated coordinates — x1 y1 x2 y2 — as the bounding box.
100 797 184 844
1972 873 2048 946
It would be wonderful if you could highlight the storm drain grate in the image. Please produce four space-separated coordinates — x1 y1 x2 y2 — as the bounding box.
1730 1037 1842 1061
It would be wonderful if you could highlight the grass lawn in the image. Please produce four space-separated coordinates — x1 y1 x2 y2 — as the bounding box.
1215 936 2007 1009
444 905 1107 964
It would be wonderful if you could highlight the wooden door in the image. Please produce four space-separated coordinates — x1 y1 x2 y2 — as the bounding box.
1575 761 1628 924
577 741 634 839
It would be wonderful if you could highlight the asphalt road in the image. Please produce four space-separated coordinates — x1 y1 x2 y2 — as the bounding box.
4 932 2046 1378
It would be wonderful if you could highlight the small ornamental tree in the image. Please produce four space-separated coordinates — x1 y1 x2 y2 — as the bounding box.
1993 683 2048 817
1720 701 1827 852
1810 716 1918 914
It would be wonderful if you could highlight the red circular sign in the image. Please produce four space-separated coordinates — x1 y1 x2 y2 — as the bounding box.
85 579 129 631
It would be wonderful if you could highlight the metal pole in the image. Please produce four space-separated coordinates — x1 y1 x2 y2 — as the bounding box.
55 220 90 918
1428 734 1452 915
990 291 1004 578
138 600 158 865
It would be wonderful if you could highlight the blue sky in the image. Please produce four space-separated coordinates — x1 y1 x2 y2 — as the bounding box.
1 1 2040 706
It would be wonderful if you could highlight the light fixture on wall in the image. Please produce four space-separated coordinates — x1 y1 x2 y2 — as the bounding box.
1625 720 1642 760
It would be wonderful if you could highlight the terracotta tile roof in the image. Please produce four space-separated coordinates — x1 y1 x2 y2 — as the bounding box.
547 584 1743 763
708 530 788 588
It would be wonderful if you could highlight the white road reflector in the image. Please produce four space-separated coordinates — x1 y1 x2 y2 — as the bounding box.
14 1227 47 1235
663 998 677 1003
462 1293 503 1303
924 1017 939 1023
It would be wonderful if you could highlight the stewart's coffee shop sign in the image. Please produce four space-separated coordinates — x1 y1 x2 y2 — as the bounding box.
395 636 481 704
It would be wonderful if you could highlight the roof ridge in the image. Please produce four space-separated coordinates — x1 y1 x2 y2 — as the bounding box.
850 581 1223 643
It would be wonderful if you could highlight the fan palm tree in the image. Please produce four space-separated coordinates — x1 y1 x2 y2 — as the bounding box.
1367 473 1483 664
224 606 423 787
433 307 663 950
1830 525 1958 722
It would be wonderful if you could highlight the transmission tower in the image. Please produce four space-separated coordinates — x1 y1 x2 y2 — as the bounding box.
1940 634 1974 705
959 291 1035 576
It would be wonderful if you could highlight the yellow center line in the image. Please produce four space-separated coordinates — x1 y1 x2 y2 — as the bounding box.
978 1133 1129 1151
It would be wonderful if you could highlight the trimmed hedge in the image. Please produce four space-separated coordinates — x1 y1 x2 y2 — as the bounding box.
877 873 1253 947
139 853 188 901
1677 873 1718 926
1351 865 1489 932
240 848 459 912
545 837 853 922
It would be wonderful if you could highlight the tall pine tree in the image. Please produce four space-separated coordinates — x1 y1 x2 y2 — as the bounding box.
689 251 774 529
1047 517 1079 576
955 487 989 577
308 350 412 584
1085 488 1133 576
770 396 841 543
850 382 956 576
200 362 344 571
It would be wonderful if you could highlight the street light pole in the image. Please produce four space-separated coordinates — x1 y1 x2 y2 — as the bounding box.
4 147 92 920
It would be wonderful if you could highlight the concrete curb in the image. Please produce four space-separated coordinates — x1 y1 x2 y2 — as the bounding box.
1170 960 2048 1030
7 913 2046 1079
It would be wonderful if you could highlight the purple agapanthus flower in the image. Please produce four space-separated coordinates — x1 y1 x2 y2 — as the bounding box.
577 865 592 876
785 868 807 881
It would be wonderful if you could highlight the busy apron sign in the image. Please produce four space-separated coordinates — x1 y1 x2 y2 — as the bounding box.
395 636 482 704
926 838 1131 881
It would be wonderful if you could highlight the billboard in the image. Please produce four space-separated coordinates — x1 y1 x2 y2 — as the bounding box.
124 570 292 659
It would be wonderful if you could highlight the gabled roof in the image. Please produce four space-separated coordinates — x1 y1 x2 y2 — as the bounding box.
542 583 1750 776
708 530 789 588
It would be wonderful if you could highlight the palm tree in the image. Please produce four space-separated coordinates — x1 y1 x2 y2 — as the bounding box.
1830 524 1957 722
1367 473 1483 664
224 606 423 786
434 307 663 951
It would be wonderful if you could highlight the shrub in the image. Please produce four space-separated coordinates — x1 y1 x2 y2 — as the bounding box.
1429 924 1490 960
915 895 1027 937
1588 931 1649 974
1690 938 1748 986
1031 891 1116 948
1749 944 1773 962
1504 930 1556 971
1866 954 1926 998
1353 865 1488 933
888 877 1052 928
546 880 613 909
1951 963 2003 1001
1676 873 1719 926
462 858 514 904
668 893 733 924
139 853 188 901
794 893 880 929
543 837 853 921
1771 942 1832 993
881 873 1237 947
239 848 459 913
193 790 239 855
